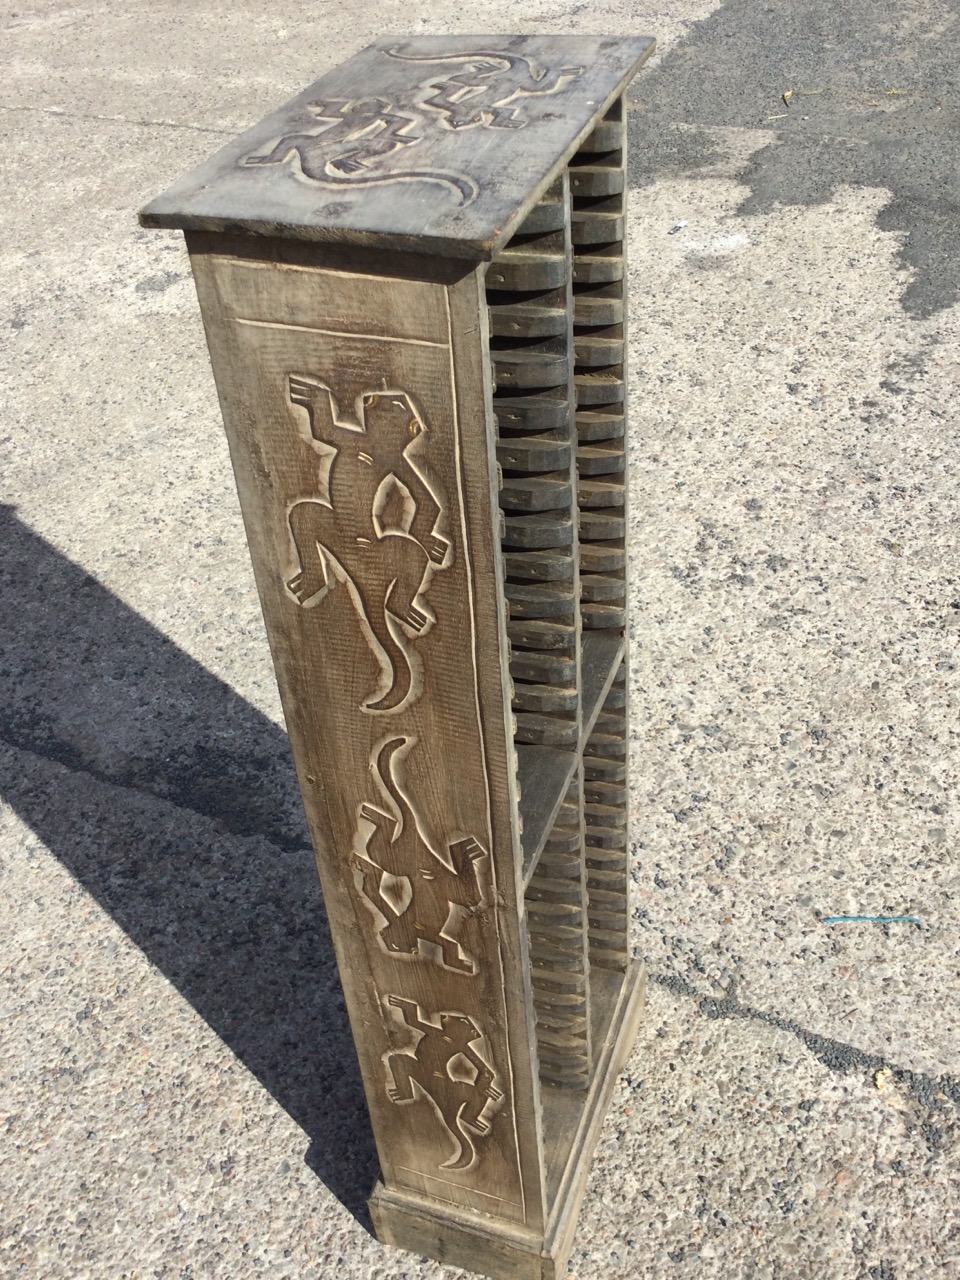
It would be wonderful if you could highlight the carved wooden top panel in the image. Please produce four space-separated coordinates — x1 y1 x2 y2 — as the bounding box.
140 35 653 259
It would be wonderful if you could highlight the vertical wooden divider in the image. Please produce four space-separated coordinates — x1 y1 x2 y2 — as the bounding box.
571 97 633 975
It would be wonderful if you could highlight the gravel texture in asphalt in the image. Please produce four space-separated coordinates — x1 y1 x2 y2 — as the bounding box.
2 2 958 1277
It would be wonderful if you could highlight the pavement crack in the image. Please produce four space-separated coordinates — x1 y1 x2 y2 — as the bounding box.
651 971 960 1149
0 102 234 135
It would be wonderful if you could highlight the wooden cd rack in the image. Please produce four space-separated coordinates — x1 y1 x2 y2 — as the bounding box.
142 35 653 1279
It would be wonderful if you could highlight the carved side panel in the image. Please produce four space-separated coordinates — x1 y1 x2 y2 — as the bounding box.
186 237 539 1225
354 735 488 974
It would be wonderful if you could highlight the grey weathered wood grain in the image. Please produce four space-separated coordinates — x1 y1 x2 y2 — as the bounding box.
488 301 569 338
140 35 654 260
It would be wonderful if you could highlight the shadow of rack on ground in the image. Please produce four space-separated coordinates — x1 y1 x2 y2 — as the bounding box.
0 505 378 1226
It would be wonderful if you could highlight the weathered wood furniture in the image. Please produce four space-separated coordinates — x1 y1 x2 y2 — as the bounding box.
141 35 653 1279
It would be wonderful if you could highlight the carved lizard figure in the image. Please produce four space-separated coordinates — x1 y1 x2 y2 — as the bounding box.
356 737 486 972
385 995 502 1170
386 47 583 130
285 377 450 713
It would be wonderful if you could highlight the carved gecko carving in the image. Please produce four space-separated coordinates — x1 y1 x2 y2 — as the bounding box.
243 97 478 204
386 48 584 130
284 377 450 713
241 51 585 201
356 737 486 973
385 995 503 1171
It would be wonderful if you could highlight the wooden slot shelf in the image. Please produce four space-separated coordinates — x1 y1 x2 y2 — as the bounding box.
489 94 633 1106
142 36 652 1280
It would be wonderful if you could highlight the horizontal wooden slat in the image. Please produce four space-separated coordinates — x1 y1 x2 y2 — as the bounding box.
601 682 626 708
516 713 578 748
591 931 634 952
505 582 576 620
589 947 630 970
508 618 576 649
501 512 575 549
573 252 624 285
539 1068 590 1087
582 731 625 759
576 119 624 152
527 936 587 966
579 510 625 540
577 444 625 476
532 852 584 879
593 710 625 735
531 968 587 991
535 1024 593 1044
578 478 625 509
577 410 624 441
542 826 586 855
487 249 567 291
588 912 629 936
497 435 572 471
488 301 569 339
512 683 579 714
580 574 625 604
583 756 627 782
493 348 570 389
510 650 576 683
575 371 624 405
500 475 573 512
528 937 587 962
516 199 567 234
584 802 627 829
573 294 624 326
585 825 627 849
571 210 625 245
585 868 628 889
586 858 627 883
569 165 625 198
527 877 587 901
503 550 574 582
582 603 626 629
527 901 584 923
579 543 625 573
588 895 628 918
494 395 570 431
574 335 624 368
535 1014 589 1037
583 788 626 814
539 1061 590 1079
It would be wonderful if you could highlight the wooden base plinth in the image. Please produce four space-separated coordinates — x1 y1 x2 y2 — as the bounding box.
370 960 647 1280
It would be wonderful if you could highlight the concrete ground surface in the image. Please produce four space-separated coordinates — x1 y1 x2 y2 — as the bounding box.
1 0 958 1276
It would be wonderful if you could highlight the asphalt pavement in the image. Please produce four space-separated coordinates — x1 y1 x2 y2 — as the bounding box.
2 2 958 1277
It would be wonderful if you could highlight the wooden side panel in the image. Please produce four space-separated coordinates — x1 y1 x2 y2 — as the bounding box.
186 234 543 1227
